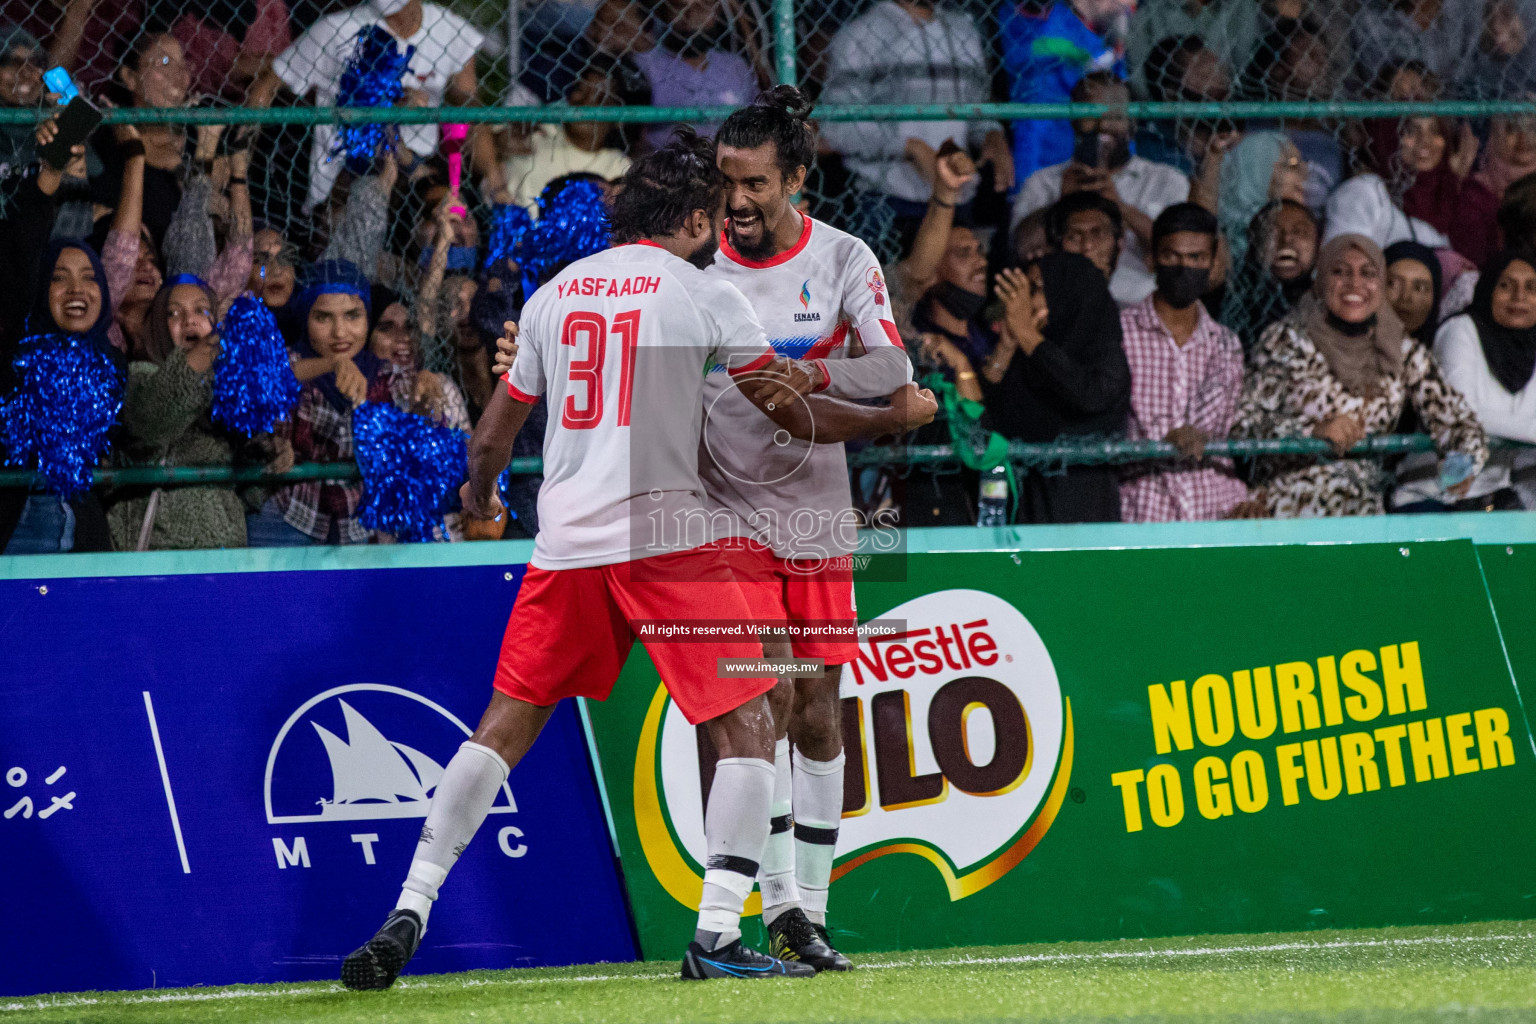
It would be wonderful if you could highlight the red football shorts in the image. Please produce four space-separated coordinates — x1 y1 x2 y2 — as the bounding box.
493 546 775 725
708 538 860 665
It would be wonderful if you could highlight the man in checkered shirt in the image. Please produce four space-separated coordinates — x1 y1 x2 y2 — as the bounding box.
1119 203 1256 522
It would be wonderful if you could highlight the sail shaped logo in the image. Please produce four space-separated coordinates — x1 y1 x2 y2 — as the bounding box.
264 684 516 824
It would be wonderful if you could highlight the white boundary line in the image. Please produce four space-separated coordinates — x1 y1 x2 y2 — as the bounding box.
142 691 190 874
858 932 1536 970
4 931 1533 1013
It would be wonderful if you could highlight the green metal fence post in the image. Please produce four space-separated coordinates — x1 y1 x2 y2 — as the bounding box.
773 0 797 87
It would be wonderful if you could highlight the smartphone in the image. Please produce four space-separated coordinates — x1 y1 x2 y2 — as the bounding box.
38 95 104 170
1072 132 1101 170
42 66 78 105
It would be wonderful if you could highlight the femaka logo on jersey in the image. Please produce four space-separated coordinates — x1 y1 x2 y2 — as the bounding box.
632 589 1073 913
794 279 820 322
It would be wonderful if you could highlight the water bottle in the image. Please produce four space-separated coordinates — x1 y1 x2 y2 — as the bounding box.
1438 452 1476 492
977 465 1009 526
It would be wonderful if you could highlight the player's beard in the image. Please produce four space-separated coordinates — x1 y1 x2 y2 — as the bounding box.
686 232 720 270
727 207 774 261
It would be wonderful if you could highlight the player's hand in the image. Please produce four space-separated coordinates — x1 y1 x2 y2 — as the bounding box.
334 356 369 407
746 356 819 412
889 382 938 430
491 320 519 378
459 481 505 522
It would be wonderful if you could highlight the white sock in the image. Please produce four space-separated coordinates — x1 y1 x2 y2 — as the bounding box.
394 741 510 929
792 748 844 927
696 756 774 950
758 738 800 926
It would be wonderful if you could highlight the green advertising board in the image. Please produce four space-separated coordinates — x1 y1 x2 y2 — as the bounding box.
1477 543 1536 709
581 523 1536 961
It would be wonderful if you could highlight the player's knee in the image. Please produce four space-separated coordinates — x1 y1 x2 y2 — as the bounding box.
767 677 795 734
470 692 556 765
790 674 844 760
707 695 776 761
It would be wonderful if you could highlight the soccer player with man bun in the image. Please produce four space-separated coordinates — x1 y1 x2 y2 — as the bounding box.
341 129 840 988
485 113 933 978
705 86 914 972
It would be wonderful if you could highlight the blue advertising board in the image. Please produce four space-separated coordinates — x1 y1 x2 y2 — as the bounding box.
0 548 636 996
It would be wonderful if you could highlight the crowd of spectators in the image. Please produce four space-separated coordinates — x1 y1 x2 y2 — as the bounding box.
3 0 1536 553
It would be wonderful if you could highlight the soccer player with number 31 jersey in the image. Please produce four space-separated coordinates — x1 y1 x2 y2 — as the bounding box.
341 129 934 988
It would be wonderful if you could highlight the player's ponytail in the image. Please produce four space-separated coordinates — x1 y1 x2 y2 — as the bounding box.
764 84 814 123
717 86 817 179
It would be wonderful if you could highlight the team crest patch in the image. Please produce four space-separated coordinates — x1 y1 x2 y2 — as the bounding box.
866 267 886 306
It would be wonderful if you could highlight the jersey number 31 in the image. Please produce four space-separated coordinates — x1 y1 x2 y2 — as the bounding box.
561 309 639 430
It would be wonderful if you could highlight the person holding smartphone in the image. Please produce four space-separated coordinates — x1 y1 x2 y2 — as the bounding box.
1010 72 1191 309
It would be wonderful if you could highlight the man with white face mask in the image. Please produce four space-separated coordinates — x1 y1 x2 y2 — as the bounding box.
247 0 502 212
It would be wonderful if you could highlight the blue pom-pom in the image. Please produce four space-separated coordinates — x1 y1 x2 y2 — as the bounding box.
1 333 123 498
484 204 534 278
334 25 416 172
353 401 467 543
213 295 301 436
518 179 611 297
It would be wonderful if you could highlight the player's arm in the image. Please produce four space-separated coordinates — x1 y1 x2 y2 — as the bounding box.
463 321 535 520
750 382 937 443
461 387 534 520
817 245 914 400
815 344 913 400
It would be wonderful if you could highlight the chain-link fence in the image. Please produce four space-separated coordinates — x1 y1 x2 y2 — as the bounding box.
5 0 1536 372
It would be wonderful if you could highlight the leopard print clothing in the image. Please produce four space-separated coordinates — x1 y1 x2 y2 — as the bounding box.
1233 321 1488 517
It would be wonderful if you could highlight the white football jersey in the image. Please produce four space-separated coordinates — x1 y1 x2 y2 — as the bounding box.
508 242 774 570
701 215 910 560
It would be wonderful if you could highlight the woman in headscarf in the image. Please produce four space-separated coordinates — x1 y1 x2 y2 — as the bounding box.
1366 115 1500 267
1432 250 1536 509
978 251 1132 523
0 239 124 553
106 275 252 551
245 260 393 547
1384 241 1445 347
1383 241 1448 509
1472 109 1536 211
1234 234 1488 517
1217 132 1309 270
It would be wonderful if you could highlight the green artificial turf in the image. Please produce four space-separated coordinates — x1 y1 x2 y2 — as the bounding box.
6 920 1536 1024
